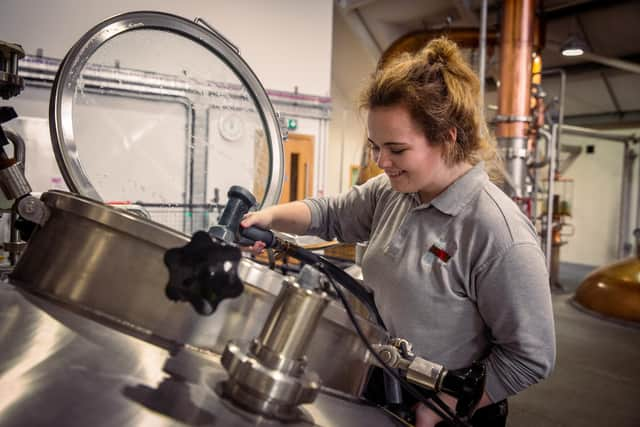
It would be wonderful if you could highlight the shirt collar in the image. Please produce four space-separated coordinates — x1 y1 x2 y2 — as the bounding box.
422 162 489 216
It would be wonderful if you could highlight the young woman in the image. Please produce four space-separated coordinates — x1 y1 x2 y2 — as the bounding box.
241 37 555 427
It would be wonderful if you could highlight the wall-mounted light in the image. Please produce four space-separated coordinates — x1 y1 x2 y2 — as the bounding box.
561 35 588 57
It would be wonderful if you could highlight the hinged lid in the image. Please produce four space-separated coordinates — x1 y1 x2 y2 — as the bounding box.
49 11 284 233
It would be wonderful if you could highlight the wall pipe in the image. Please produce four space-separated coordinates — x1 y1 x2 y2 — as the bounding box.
479 0 488 107
19 55 331 116
636 149 640 240
531 128 552 221
618 144 636 258
541 69 566 173
560 124 638 143
544 124 558 271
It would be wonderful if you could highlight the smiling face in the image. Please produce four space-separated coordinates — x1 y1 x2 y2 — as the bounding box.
367 104 451 202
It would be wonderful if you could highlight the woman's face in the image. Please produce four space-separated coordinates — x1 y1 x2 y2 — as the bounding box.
367 104 449 199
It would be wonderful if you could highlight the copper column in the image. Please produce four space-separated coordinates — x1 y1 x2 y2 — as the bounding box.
496 0 536 198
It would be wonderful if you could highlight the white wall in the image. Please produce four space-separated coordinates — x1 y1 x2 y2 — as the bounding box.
559 128 639 266
0 0 333 96
327 7 377 196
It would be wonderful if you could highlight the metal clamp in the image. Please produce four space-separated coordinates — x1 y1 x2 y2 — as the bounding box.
371 343 446 391
495 114 532 124
504 147 528 159
17 195 50 225
277 112 289 141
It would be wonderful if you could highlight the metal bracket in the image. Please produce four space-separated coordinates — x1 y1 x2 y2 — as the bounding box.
194 17 240 54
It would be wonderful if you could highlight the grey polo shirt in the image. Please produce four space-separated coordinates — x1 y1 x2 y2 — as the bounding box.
302 163 556 402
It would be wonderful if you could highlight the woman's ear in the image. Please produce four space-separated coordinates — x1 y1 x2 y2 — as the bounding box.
448 127 457 144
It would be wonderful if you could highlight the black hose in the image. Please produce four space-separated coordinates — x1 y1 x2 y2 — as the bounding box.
316 263 471 427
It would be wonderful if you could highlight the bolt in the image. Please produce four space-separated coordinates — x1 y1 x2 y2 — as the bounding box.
23 199 36 214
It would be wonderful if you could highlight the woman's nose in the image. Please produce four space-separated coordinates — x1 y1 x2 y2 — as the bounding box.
376 150 391 168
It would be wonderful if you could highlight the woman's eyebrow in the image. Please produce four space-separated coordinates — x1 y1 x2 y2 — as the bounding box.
368 138 408 147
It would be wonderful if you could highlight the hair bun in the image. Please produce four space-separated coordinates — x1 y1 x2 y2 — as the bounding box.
423 37 459 67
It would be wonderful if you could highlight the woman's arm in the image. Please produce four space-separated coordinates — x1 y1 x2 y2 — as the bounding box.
240 201 311 235
243 175 384 243
473 242 556 402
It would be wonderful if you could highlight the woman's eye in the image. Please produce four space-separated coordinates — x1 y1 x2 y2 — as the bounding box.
391 149 406 154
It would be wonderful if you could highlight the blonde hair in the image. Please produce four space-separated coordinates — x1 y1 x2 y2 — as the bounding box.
360 37 498 174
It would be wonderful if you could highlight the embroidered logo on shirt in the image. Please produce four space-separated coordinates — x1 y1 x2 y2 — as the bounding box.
422 238 452 266
428 244 451 262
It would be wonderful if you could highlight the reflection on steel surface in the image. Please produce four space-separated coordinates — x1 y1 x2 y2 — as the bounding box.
0 284 399 426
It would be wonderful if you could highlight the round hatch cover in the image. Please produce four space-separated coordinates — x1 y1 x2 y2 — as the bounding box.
49 11 284 234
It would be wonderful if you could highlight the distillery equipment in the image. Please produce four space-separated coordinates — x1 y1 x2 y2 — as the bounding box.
0 12 484 427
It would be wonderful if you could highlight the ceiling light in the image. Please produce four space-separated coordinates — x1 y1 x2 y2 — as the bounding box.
561 35 588 57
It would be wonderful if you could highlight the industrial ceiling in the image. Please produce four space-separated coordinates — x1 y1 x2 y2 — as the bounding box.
336 0 640 127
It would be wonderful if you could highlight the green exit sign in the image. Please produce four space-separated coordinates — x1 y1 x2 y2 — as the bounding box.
287 118 298 131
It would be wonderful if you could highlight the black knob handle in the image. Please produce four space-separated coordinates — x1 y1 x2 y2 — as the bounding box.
164 231 244 315
209 186 257 243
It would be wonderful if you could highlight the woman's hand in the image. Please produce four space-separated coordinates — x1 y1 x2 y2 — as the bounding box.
415 402 444 427
415 391 492 427
415 393 458 427
240 210 274 230
240 210 273 254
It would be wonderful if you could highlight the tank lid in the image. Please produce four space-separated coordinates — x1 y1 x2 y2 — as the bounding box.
42 190 189 248
49 11 284 218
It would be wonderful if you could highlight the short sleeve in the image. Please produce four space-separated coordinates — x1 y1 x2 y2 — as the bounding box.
301 176 383 243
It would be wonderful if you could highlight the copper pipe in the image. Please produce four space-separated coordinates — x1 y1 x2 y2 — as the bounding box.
496 0 536 139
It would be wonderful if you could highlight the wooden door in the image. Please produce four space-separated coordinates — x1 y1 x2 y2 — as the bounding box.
279 133 314 204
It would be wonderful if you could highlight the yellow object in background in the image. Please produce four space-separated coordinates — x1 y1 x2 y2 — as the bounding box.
355 142 383 185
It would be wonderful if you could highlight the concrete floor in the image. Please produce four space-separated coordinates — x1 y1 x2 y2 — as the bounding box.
508 263 640 426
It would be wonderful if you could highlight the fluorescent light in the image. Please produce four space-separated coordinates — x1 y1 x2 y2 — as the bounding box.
561 35 587 57
562 47 584 57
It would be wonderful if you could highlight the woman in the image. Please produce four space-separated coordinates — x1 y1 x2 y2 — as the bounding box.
241 37 555 426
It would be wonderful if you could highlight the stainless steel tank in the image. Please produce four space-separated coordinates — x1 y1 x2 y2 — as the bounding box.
10 190 387 397
0 11 398 426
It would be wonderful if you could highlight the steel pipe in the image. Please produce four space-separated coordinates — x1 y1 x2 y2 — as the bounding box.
560 124 638 143
544 124 558 272
479 0 488 106
618 143 635 258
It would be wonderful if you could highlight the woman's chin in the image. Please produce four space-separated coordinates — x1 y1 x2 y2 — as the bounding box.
389 180 412 194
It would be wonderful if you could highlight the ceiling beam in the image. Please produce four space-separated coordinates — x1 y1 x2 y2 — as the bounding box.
564 110 640 127
483 0 634 21
546 53 640 76
540 0 636 20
